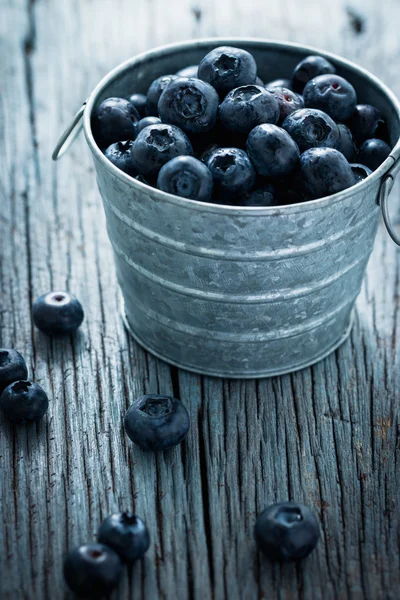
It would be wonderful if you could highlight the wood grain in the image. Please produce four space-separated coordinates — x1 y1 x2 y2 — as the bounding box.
1 0 400 598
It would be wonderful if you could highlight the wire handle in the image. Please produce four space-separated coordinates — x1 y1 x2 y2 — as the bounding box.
379 155 400 246
52 102 86 161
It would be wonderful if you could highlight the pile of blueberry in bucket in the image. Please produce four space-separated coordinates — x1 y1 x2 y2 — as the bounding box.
93 47 392 206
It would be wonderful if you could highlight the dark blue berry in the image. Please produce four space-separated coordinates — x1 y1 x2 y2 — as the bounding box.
0 380 48 423
64 543 122 599
254 502 320 561
267 87 304 123
158 77 219 134
146 75 177 116
282 108 339 152
219 85 279 134
303 74 357 121
124 394 190 452
336 124 357 162
292 55 336 93
198 46 257 93
300 147 356 199
176 65 198 78
0 349 28 393
266 78 292 90
358 138 391 171
136 116 162 134
33 291 84 335
346 104 388 143
128 93 147 118
351 163 372 182
97 513 150 562
131 123 193 178
104 140 135 175
157 156 214 202
206 148 256 200
92 97 139 146
238 183 278 207
247 124 300 178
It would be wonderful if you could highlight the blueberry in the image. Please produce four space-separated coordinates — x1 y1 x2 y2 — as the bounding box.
176 65 199 78
303 74 357 121
292 55 336 93
247 124 300 178
33 291 84 335
97 512 150 562
206 148 256 200
124 394 190 451
0 349 28 393
0 380 48 423
346 104 388 143
300 147 356 199
267 87 304 123
128 93 147 118
282 108 339 152
336 124 357 162
199 142 220 164
157 156 214 202
219 85 279 134
358 138 391 170
136 116 162 134
158 77 219 134
198 46 257 93
351 163 372 182
266 78 292 90
92 97 139 146
254 502 320 561
238 183 278 207
131 123 193 178
146 75 177 116
104 140 135 175
64 543 122 599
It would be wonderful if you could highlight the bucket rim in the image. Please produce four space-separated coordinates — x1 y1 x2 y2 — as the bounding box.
83 37 400 216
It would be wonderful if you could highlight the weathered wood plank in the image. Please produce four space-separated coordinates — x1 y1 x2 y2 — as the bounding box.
1 0 400 599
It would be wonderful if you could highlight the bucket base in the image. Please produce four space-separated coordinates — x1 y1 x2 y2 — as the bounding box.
121 298 355 379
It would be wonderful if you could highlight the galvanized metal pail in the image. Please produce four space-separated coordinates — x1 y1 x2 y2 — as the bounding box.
53 39 400 378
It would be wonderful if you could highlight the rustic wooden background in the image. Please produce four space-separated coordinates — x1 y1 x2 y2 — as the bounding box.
1 0 400 598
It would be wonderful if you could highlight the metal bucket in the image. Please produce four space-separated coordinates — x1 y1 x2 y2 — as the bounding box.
53 38 400 378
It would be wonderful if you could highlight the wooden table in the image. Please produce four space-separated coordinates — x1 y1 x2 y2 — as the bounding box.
1 1 400 598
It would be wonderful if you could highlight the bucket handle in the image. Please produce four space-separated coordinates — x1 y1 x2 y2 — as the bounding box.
379 155 400 246
52 102 87 161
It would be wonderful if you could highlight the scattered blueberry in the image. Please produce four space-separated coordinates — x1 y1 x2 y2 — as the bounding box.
358 138 391 170
268 87 304 123
254 502 320 561
206 148 256 200
104 140 135 175
131 123 193 178
336 124 357 162
351 163 372 182
0 380 49 424
124 394 190 451
282 108 339 152
198 46 257 93
219 85 279 134
136 116 162 134
176 65 199 78
292 55 336 93
128 93 147 118
146 75 177 116
303 74 357 121
0 349 28 393
158 77 219 134
266 78 292 90
64 543 122 599
97 513 150 562
157 156 214 202
238 183 278 207
247 124 300 178
346 104 388 143
33 291 84 336
92 97 139 146
300 147 356 199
